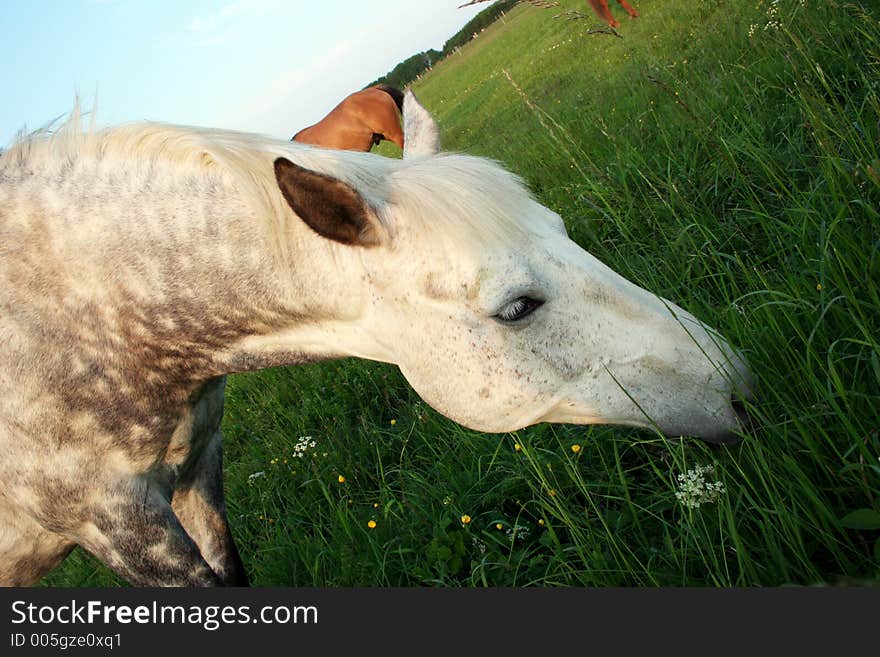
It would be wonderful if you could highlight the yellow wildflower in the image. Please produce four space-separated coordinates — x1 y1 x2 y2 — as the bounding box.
337 475 346 484
495 523 503 530
461 514 472 525
571 444 582 454
514 443 522 452
367 520 377 529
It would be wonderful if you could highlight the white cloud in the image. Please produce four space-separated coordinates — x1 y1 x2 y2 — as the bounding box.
188 15 218 33
218 0 283 19
215 37 361 138
187 0 287 43
206 1 490 138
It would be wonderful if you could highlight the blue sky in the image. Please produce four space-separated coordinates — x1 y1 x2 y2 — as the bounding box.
1 0 488 145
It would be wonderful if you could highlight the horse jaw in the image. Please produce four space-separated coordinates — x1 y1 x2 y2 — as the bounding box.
402 91 441 158
357 215 755 444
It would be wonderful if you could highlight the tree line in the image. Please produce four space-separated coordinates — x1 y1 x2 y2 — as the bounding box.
365 0 518 89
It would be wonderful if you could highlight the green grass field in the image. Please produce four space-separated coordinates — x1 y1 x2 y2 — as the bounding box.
44 0 880 587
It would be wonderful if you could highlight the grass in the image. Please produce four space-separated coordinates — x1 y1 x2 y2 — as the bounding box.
43 0 880 587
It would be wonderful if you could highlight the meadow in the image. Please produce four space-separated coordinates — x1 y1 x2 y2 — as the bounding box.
45 0 880 586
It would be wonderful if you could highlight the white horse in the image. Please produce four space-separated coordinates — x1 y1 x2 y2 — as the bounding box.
0 92 752 586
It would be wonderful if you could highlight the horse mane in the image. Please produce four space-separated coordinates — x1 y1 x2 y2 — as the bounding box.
1 106 537 256
370 85 405 113
0 107 394 254
386 154 534 253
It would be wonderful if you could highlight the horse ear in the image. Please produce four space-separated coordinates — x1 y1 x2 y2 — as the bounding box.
274 157 382 247
402 90 441 158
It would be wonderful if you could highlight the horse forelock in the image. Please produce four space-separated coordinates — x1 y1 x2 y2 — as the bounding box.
385 154 543 255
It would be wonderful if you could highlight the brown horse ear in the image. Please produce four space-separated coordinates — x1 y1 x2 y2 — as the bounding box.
274 157 382 247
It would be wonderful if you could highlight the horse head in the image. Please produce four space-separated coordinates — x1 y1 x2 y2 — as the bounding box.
274 91 753 443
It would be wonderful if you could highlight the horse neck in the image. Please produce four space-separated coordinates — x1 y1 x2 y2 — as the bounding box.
7 158 346 380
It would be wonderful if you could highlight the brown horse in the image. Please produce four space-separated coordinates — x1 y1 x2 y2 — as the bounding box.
292 84 405 152
586 0 639 28
459 1 639 30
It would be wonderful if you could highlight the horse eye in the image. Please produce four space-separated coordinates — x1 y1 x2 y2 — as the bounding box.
494 296 544 323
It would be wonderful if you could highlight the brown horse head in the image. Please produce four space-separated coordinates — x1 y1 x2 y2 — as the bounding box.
292 85 405 152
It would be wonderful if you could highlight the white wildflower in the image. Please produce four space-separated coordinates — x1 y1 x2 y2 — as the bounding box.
675 464 726 509
293 435 316 459
505 524 531 542
751 0 798 35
